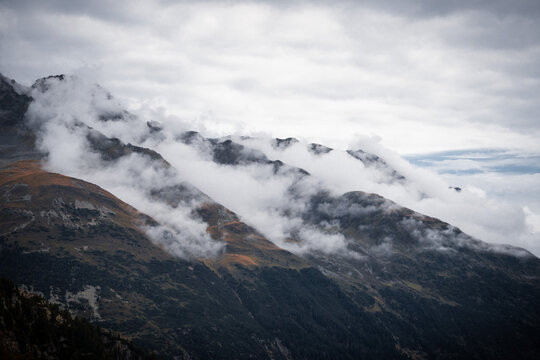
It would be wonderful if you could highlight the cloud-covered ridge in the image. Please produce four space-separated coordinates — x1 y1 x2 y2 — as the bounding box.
22 74 540 259
25 75 224 259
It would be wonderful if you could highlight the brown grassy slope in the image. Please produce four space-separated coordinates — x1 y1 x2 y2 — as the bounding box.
197 203 309 273
0 160 171 262
0 160 308 272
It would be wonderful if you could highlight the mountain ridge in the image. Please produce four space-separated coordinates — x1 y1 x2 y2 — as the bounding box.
1 72 539 359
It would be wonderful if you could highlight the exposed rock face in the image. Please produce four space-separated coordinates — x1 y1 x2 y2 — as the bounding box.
271 137 299 150
0 76 29 125
308 142 333 155
0 75 42 166
347 149 406 182
86 128 170 166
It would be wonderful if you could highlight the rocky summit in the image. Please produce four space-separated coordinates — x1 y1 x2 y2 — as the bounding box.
1 73 539 359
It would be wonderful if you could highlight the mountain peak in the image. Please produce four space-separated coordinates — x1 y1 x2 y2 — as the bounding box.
272 137 299 150
0 73 29 96
31 74 66 93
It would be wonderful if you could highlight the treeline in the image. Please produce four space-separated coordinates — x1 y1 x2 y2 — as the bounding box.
0 278 159 360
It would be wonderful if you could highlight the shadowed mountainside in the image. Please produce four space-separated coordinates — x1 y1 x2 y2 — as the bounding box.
1 73 540 359
0 278 155 360
0 160 401 359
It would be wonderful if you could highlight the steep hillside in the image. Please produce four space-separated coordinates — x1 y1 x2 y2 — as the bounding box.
0 74 41 166
176 130 540 359
0 278 154 360
0 160 402 359
1 72 540 359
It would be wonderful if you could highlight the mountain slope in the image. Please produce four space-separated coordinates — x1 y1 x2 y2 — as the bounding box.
175 130 540 359
0 160 403 359
0 278 154 360
0 74 41 167
1 73 540 359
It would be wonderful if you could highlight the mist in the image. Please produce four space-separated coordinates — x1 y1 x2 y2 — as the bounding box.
26 75 224 259
25 75 540 258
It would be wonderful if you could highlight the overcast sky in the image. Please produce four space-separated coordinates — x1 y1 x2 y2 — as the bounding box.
1 0 540 154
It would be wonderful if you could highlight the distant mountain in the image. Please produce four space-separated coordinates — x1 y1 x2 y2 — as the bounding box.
1 73 539 359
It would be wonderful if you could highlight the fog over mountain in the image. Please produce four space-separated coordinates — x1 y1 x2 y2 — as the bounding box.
2 69 540 359
2 0 540 151
2 2 540 357
2 0 539 258
19 74 539 257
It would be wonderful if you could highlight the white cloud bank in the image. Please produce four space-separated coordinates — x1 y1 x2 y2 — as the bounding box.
23 75 540 258
231 135 540 256
26 75 224 259
1 0 540 154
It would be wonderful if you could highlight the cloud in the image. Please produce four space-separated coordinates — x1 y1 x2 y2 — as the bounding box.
19 73 540 260
1 0 540 154
228 135 540 256
403 149 540 255
22 75 364 258
400 217 531 257
3 0 539 258
524 206 540 233
25 75 224 259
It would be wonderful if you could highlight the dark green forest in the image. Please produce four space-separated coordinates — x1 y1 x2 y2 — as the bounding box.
0 277 157 360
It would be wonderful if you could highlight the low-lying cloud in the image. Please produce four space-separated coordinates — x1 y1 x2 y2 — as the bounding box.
2 0 540 154
23 75 540 259
25 76 224 259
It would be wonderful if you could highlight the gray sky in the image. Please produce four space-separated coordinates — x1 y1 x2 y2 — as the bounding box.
1 0 540 154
